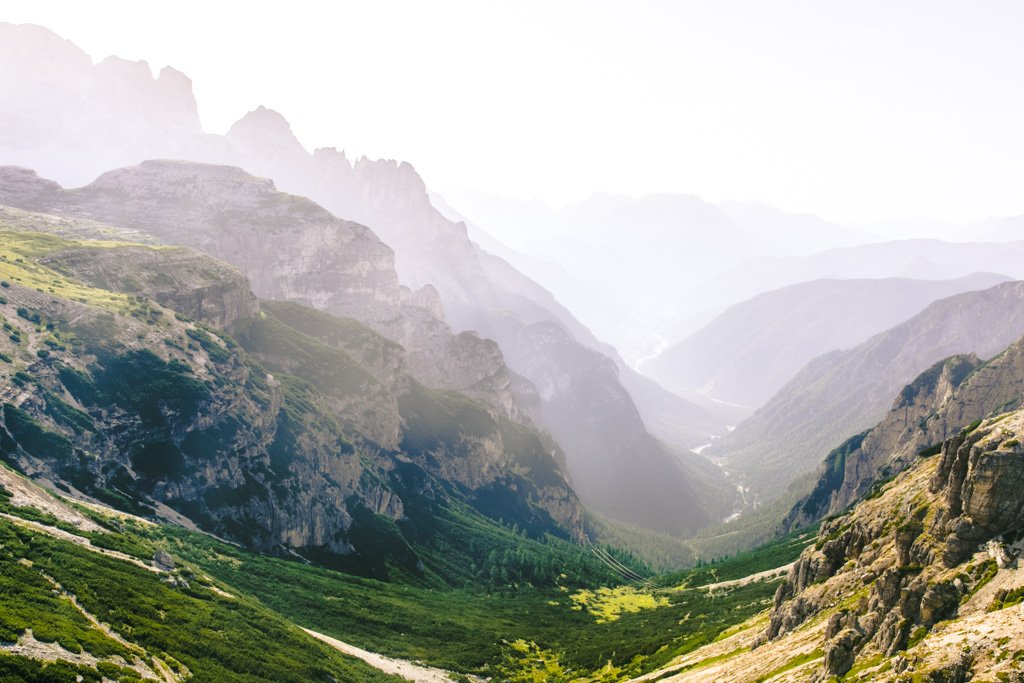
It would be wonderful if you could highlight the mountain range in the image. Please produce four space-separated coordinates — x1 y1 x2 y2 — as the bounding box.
442 190 877 363
710 280 1024 507
6 17 1024 683
644 273 1010 409
0 21 730 536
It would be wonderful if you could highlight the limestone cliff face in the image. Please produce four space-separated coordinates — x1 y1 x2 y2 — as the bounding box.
0 277 374 556
42 244 259 329
0 162 521 421
219 107 728 535
930 423 1024 566
761 411 1024 681
790 331 1024 529
0 205 586 556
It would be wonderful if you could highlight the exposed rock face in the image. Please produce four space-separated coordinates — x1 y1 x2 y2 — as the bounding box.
0 207 586 574
791 329 1024 530
0 284 359 555
930 425 1024 566
823 627 861 678
42 244 259 329
763 405 1024 680
0 162 521 421
717 281 1024 506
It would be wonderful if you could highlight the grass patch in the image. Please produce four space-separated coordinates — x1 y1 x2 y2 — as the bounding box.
753 648 823 682
0 516 401 682
569 586 669 623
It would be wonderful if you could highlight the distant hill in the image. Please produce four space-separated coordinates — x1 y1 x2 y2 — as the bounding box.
442 191 870 363
688 238 1024 318
643 273 1010 408
709 280 1024 504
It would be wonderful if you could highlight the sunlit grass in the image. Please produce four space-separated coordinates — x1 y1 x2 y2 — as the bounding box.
0 229 143 312
570 585 670 623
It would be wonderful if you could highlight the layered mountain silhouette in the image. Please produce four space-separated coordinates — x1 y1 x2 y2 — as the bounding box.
690 238 1024 321
443 191 877 361
710 281 1024 505
644 274 1010 409
0 21 734 535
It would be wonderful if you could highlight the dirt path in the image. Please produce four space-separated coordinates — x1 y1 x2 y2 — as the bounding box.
302 628 474 683
39 573 185 682
696 562 794 593
0 512 161 573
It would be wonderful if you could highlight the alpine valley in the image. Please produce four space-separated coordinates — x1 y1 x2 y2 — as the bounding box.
1 17 1024 683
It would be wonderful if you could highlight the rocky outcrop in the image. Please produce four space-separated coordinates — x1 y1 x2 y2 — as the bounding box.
823 627 861 678
42 244 259 329
791 329 1024 530
0 162 522 421
763 407 1024 681
930 424 1024 566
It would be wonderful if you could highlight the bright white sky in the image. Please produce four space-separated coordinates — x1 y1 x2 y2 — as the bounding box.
4 0 1024 223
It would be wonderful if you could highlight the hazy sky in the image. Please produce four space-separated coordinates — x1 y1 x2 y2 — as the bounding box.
4 0 1023 223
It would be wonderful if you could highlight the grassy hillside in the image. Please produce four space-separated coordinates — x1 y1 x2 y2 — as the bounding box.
0 464 808 681
0 476 401 682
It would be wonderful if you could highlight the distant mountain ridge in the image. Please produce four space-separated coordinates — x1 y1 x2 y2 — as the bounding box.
644 273 1010 408
0 21 730 535
441 190 879 362
711 280 1024 506
690 238 1024 320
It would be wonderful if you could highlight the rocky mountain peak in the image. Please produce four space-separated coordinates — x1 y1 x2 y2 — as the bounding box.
225 106 311 183
96 54 155 80
0 22 91 70
227 106 305 153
